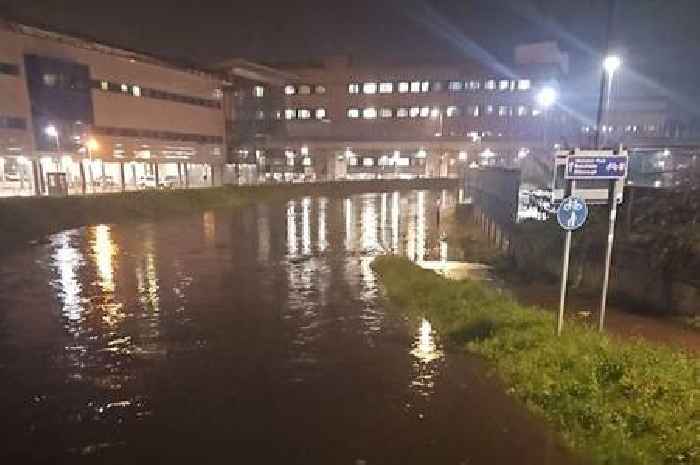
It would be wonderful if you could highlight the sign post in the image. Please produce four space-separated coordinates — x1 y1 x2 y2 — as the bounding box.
564 151 628 332
556 188 588 335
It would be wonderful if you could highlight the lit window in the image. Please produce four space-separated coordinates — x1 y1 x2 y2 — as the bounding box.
485 80 496 90
379 82 393 93
100 80 109 91
298 109 311 119
285 109 296 120
517 105 527 116
348 83 360 94
420 106 430 118
446 106 459 117
255 109 265 120
254 85 265 97
499 79 510 90
396 107 409 118
347 108 360 118
468 80 480 90
349 157 358 166
409 107 420 118
363 158 375 167
121 83 129 93
430 107 440 118
363 82 377 94
485 105 494 115
315 85 326 94
275 110 282 120
362 107 377 119
131 85 141 97
517 79 531 90
498 105 508 116
448 80 463 91
398 82 410 93
302 157 312 166
42 74 58 86
380 108 393 118
315 108 326 120
420 81 430 92
285 85 296 95
467 105 480 117
299 85 312 95
410 81 421 93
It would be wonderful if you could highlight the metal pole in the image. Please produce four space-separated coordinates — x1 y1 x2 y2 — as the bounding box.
557 179 575 335
599 179 618 331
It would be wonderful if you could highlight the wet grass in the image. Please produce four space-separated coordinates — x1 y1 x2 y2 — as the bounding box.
373 256 699 465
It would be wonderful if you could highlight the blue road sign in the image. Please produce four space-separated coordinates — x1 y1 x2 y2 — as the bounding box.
565 155 628 180
557 196 588 230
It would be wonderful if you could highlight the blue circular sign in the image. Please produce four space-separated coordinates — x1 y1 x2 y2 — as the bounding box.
557 196 588 231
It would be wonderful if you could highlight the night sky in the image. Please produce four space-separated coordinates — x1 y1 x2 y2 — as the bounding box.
2 0 699 107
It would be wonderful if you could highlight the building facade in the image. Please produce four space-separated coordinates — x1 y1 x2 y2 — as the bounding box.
0 20 226 196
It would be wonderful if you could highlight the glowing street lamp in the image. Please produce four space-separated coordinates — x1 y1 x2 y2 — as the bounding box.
603 54 622 77
535 87 558 109
44 124 58 138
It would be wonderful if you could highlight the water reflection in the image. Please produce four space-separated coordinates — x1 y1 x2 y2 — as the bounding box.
203 211 216 246
410 318 444 397
52 231 84 326
90 225 125 326
318 197 328 252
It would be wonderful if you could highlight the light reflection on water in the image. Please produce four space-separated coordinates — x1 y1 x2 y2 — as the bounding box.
0 189 578 464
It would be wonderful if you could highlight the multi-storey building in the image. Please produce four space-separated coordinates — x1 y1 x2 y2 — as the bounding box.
223 43 569 182
0 19 226 195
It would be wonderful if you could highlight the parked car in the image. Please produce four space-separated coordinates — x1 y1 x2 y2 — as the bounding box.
137 175 157 189
159 175 178 188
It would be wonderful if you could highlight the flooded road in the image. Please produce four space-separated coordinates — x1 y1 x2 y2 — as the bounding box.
0 189 580 464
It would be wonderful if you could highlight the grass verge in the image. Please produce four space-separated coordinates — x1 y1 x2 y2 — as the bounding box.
373 256 699 465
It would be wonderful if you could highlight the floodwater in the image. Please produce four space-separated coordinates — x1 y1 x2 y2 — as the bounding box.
0 189 581 464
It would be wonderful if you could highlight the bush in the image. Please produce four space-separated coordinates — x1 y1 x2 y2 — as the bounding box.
373 256 699 465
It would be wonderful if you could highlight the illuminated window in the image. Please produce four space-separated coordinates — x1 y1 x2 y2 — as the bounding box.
420 81 430 92
121 83 129 93
285 109 296 120
499 79 510 90
517 105 527 116
379 82 393 93
420 106 430 118
448 80 463 91
349 157 358 166
363 82 377 94
430 107 440 118
100 80 109 91
362 107 377 119
398 82 410 93
131 85 141 97
298 109 312 119
467 105 480 117
348 83 360 94
468 80 480 90
517 79 531 90
315 85 326 94
254 85 265 97
347 108 360 118
315 108 326 120
410 81 421 93
42 74 57 86
446 106 459 117
485 105 494 115
284 85 296 95
380 108 393 118
363 157 375 167
396 107 409 118
485 80 496 90
409 107 420 118
498 105 508 116
299 85 312 95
